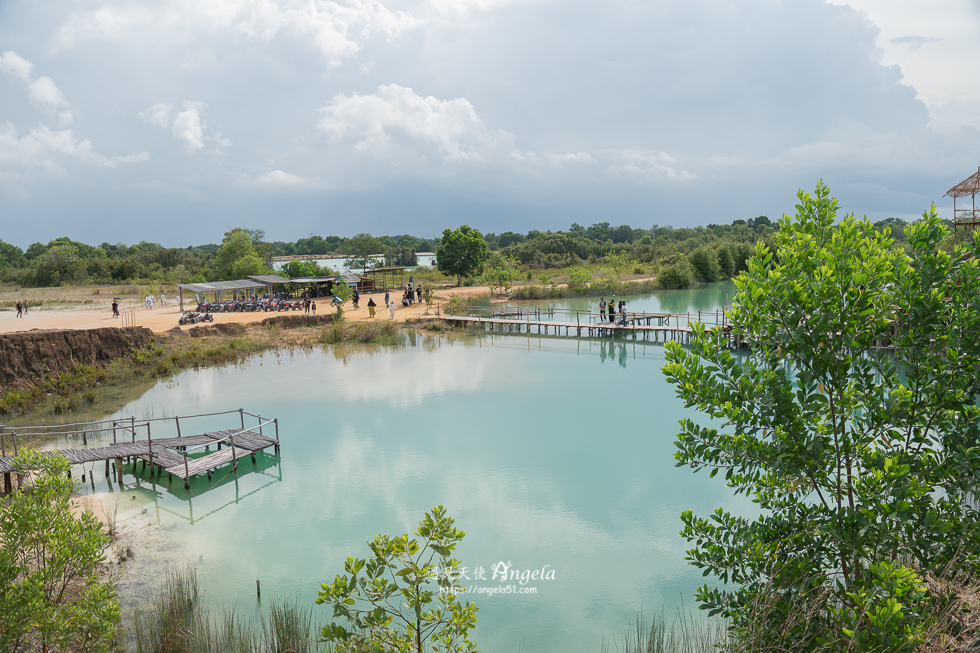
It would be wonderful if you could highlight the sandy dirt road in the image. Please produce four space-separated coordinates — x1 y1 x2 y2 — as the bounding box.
0 286 501 335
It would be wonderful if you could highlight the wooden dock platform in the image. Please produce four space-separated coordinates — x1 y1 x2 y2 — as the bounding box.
437 305 736 344
1 410 280 491
441 315 704 343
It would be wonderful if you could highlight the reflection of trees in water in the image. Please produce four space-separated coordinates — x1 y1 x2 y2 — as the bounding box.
656 280 737 315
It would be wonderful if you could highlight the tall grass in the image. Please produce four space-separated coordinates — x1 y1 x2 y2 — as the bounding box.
131 566 324 653
602 610 726 653
319 319 400 345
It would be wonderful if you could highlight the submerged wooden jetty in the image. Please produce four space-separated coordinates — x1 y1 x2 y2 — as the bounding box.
0 409 279 492
440 306 736 345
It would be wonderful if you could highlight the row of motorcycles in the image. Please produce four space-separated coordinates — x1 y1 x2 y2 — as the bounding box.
196 299 308 313
178 311 215 325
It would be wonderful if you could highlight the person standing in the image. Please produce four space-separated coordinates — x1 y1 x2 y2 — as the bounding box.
618 301 626 325
599 297 606 321
416 286 422 304
384 290 390 308
609 298 616 323
311 301 316 315
111 300 119 318
304 299 310 315
23 300 29 315
352 289 360 309
15 300 22 318
367 297 377 318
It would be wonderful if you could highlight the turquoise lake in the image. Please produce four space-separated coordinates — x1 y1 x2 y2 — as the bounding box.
69 281 750 652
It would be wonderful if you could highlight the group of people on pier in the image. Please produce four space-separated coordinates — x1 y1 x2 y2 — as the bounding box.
598 297 628 325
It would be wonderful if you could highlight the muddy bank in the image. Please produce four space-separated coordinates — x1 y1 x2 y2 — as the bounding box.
0 327 153 390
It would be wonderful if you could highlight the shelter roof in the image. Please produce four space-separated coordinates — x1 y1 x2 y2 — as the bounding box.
247 274 291 285
945 167 980 198
337 274 361 284
177 280 268 293
290 276 336 283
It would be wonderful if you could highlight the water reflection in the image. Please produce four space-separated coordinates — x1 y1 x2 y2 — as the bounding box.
85 286 747 653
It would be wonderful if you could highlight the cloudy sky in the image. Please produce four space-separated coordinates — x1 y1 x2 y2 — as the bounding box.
1 0 978 248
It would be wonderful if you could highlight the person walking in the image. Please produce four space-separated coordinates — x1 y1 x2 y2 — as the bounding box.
352 289 360 309
15 300 23 318
384 290 390 308
416 286 422 304
367 297 377 318
111 300 119 318
389 300 397 320
23 300 29 315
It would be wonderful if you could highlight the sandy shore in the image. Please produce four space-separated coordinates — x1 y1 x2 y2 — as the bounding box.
0 286 501 335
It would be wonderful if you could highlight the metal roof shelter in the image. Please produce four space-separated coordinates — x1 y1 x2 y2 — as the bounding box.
945 166 980 230
247 274 292 285
176 279 268 311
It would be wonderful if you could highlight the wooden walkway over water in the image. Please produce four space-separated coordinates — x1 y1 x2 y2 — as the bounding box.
1 410 279 492
440 306 736 344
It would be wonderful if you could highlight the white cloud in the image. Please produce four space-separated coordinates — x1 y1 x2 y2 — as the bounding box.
0 122 149 196
256 169 318 187
0 51 33 82
604 150 696 182
0 51 72 123
828 0 980 132
57 0 420 69
318 84 519 163
141 100 229 152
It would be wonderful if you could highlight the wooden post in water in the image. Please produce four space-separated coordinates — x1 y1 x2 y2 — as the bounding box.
175 416 182 439
183 453 191 490
231 434 238 472
147 423 154 477
115 457 123 483
274 419 280 452
112 421 117 444
240 409 245 431
131 417 136 443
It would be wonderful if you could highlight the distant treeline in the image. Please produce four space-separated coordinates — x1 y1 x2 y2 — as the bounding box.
0 215 917 288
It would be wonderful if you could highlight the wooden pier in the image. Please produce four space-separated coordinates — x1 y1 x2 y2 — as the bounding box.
0 409 279 492
439 306 736 345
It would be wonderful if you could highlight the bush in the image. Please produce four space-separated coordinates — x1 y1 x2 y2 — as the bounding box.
688 246 722 282
658 259 694 289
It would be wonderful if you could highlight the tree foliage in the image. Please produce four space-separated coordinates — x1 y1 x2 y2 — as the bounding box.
437 226 488 286
0 451 119 653
316 506 479 653
663 182 980 648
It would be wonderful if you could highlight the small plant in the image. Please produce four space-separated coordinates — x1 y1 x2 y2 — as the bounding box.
316 505 479 653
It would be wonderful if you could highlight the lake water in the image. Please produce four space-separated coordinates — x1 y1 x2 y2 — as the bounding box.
69 282 748 652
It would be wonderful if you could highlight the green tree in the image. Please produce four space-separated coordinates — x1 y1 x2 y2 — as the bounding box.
437 226 488 286
481 252 517 296
316 506 479 653
331 277 354 318
658 257 693 289
662 182 980 648
687 246 722 282
565 266 592 293
716 244 735 278
214 227 268 279
344 233 382 274
0 451 119 653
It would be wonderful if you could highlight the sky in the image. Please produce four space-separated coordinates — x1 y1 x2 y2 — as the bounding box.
1 0 978 249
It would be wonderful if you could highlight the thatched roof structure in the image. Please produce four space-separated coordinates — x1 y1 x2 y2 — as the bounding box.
945 166 980 198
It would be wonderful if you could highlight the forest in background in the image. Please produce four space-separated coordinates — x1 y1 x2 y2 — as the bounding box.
0 215 916 290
